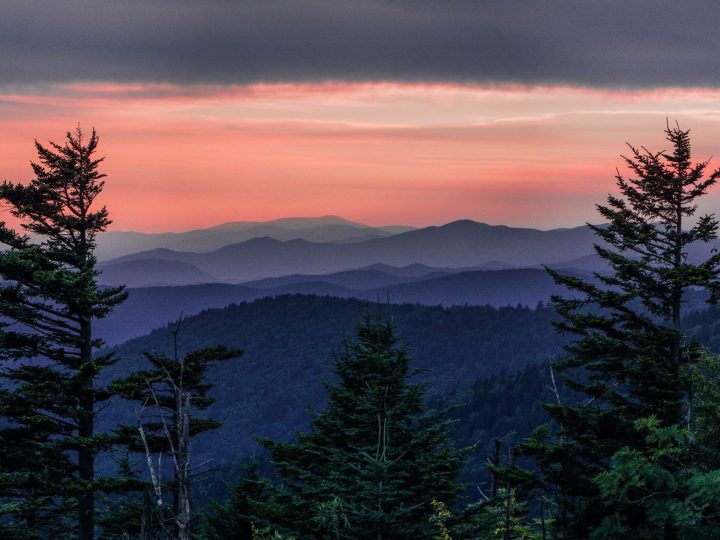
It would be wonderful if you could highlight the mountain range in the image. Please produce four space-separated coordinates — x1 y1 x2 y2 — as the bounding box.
95 267 590 346
92 217 609 345
89 216 720 347
95 216 414 261
99 219 608 285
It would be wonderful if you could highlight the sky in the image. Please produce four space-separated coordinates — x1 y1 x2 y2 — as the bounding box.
2 1 720 232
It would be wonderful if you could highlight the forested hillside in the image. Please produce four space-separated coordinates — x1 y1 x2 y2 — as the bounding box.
194 361 559 503
103 284 720 469
102 295 567 464
95 268 584 345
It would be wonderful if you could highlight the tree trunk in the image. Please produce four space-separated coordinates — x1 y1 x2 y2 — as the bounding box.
176 392 192 540
141 487 152 540
674 202 684 423
78 318 95 540
490 438 502 498
503 447 515 540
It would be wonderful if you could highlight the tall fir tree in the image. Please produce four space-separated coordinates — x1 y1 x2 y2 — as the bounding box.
0 127 127 539
252 311 465 539
513 124 720 537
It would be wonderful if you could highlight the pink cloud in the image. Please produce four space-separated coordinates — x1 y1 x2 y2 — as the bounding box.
1 82 720 231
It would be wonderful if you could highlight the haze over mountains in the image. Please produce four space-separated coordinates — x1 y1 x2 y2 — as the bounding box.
96 216 414 261
91 215 720 348
96 268 584 346
86 216 632 344
99 218 609 285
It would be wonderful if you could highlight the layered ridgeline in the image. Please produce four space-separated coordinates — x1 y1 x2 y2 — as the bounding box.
95 268 590 346
97 219 614 286
101 294 567 467
94 216 415 260
92 218 612 346
92 217 720 348
97 219 720 287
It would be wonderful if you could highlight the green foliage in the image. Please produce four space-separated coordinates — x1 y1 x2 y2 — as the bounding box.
488 489 541 540
311 496 351 539
111 342 243 458
692 352 720 468
593 417 720 539
430 499 453 540
430 363 565 490
563 353 720 537
204 462 276 540
247 312 466 538
0 128 126 537
432 491 542 540
96 450 147 539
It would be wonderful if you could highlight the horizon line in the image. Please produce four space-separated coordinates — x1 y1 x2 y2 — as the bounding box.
102 215 597 235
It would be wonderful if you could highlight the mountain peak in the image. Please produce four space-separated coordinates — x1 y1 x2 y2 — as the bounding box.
210 215 367 232
443 219 485 228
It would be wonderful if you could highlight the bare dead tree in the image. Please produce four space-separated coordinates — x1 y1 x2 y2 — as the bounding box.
137 376 192 539
488 431 515 498
128 317 242 539
136 404 168 539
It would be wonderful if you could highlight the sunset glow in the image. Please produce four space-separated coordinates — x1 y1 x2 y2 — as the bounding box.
3 82 720 231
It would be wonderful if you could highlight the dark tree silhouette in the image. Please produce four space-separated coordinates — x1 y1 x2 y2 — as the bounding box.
0 128 126 539
514 123 720 536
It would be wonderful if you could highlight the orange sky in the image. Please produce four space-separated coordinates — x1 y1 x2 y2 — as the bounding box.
2 82 720 232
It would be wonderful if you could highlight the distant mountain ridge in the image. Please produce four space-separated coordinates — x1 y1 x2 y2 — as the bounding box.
242 268 451 290
102 220 603 283
96 215 416 260
207 215 370 231
95 217 720 295
95 267 588 346
97 258 217 287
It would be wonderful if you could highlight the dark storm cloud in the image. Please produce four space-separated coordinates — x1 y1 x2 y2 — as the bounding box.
1 0 719 87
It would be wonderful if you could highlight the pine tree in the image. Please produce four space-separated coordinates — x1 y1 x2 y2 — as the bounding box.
258 311 465 539
516 123 720 536
96 450 147 539
592 416 720 538
204 462 275 540
0 128 127 539
589 351 720 537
